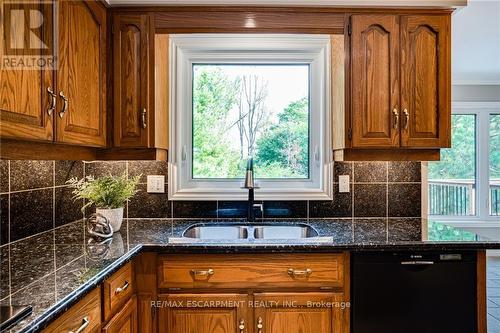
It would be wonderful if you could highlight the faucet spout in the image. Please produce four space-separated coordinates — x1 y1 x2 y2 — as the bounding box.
243 158 261 222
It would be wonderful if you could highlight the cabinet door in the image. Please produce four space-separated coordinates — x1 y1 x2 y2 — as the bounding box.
56 0 107 147
253 292 345 333
113 14 150 148
102 295 138 333
158 294 250 333
400 15 451 148
351 15 400 148
0 1 54 141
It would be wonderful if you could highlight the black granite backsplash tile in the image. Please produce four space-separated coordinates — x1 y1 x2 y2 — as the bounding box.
55 161 84 186
353 184 387 217
10 232 54 293
84 161 126 178
309 185 352 218
10 189 53 242
128 184 171 218
388 161 421 182
10 161 53 191
388 183 421 217
0 160 8 193
388 218 422 242
217 201 249 218
263 201 307 218
0 245 10 300
354 218 387 243
128 161 168 183
173 201 218 218
55 187 83 228
1 194 9 245
353 161 387 183
333 162 352 182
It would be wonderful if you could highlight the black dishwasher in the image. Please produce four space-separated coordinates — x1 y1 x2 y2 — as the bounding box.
351 251 478 333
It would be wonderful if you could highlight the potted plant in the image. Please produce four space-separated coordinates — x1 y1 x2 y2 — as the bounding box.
67 173 140 232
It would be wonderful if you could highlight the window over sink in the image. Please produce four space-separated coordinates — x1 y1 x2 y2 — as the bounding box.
168 34 333 200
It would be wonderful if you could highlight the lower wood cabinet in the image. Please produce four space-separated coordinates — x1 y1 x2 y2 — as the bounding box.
102 295 138 333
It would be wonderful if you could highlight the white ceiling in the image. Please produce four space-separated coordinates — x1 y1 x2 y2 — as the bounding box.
452 0 500 84
107 0 466 6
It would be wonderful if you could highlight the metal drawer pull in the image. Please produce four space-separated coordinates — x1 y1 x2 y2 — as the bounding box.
190 269 214 279
115 280 129 294
69 316 89 333
59 91 68 118
47 87 56 116
257 316 263 333
403 108 409 130
287 268 312 278
239 319 245 333
401 261 434 265
141 108 147 129
392 108 399 129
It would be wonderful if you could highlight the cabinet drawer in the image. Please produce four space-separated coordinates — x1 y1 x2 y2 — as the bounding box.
104 262 134 321
43 288 101 333
158 254 344 289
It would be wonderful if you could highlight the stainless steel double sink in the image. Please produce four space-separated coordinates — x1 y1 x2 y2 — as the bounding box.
177 223 323 241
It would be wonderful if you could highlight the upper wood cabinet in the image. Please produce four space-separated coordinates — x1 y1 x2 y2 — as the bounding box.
0 1 54 142
348 13 450 151
400 15 451 148
113 14 150 147
0 0 107 148
351 15 400 148
57 0 107 147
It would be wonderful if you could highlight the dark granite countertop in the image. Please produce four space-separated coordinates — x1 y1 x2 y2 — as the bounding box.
1 218 500 333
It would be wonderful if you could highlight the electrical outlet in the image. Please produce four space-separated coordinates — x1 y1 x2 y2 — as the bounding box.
339 175 350 193
147 175 165 193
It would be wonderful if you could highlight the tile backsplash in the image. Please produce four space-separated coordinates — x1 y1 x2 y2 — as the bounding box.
0 160 422 246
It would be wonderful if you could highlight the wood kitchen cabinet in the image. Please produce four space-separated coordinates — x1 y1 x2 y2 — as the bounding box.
56 0 107 147
341 13 451 160
102 296 138 333
0 0 107 149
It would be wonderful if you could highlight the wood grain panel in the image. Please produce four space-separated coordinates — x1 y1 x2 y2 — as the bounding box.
0 1 54 141
401 14 451 148
477 250 487 333
113 14 150 147
104 261 135 321
253 292 345 333
335 148 440 161
135 253 158 333
0 139 97 160
102 295 138 333
158 254 344 289
43 288 101 333
351 15 400 148
157 294 250 333
57 0 106 147
154 34 169 150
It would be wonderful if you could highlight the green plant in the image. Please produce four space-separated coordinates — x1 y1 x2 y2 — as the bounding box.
67 173 141 212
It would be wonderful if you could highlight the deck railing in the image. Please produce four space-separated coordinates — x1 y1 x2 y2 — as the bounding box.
429 180 500 216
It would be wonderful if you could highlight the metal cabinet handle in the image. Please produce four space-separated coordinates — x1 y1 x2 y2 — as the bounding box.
59 91 68 118
239 319 245 333
190 269 214 279
392 108 399 130
141 108 147 129
287 268 312 278
403 108 409 130
115 280 129 294
257 317 263 333
69 316 89 333
47 87 56 116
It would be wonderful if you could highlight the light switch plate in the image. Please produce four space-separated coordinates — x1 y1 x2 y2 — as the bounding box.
338 175 350 193
147 175 165 193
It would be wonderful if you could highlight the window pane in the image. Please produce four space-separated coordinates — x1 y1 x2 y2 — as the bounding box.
428 115 476 216
192 64 310 179
490 114 500 216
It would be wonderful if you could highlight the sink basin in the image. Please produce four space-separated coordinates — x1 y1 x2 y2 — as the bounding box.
181 223 319 240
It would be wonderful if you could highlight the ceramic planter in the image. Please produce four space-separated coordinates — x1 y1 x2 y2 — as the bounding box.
96 207 124 232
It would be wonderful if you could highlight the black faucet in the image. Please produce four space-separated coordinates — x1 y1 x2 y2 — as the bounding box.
243 158 262 222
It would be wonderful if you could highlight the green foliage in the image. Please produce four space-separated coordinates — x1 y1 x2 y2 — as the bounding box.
255 97 309 178
490 115 500 179
427 221 477 241
67 174 140 211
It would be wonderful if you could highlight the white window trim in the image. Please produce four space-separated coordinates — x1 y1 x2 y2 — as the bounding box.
168 34 333 201
426 101 500 226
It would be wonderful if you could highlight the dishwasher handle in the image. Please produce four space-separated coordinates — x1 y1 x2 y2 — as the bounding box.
400 261 435 265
